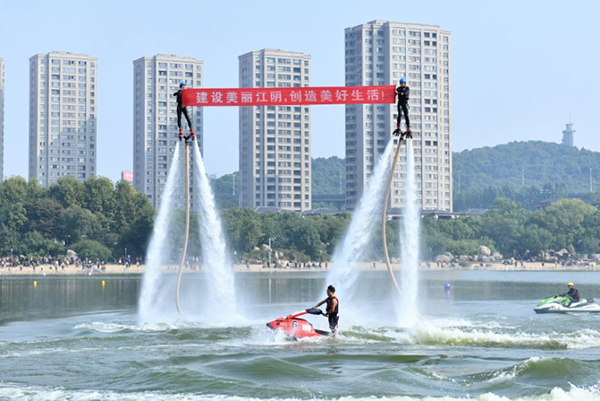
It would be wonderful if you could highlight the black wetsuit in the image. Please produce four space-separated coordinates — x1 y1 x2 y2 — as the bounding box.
396 85 410 129
326 296 339 331
563 287 580 306
173 90 193 131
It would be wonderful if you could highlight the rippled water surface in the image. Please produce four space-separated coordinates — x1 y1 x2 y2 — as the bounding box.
1 270 600 400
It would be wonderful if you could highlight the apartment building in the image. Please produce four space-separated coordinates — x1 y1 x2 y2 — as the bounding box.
238 49 312 211
345 21 452 211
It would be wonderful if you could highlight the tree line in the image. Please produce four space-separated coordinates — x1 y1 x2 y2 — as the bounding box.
222 199 600 262
0 176 154 261
423 198 600 259
219 198 600 262
3 175 600 263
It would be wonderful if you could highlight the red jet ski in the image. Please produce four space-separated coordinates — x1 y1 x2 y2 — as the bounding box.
266 308 330 338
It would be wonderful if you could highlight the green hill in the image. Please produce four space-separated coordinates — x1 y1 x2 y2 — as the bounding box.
453 141 600 210
214 141 600 210
211 157 346 209
311 156 345 196
210 172 238 209
453 141 600 192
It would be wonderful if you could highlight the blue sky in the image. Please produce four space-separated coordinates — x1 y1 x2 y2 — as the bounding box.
1 0 598 180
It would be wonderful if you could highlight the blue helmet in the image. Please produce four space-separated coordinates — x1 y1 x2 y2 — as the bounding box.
180 81 186 87
399 77 406 84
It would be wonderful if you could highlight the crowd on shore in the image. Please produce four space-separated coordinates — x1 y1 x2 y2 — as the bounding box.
1 258 599 276
0 255 143 276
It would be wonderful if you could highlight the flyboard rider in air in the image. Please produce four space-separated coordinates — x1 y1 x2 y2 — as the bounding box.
393 77 412 139
173 82 195 141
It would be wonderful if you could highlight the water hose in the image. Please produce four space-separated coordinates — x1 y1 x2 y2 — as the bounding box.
176 140 191 314
381 135 407 294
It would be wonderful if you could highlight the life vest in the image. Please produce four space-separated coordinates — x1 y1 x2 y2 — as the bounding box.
326 295 339 314
397 86 410 103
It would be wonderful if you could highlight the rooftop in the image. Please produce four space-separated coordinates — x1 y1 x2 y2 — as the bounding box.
239 49 311 59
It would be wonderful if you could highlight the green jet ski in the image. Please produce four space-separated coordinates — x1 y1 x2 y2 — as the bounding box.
534 295 600 314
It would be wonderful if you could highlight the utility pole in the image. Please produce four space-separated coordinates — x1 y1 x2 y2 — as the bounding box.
339 172 343 194
521 169 525 187
590 168 593 193
232 173 235 196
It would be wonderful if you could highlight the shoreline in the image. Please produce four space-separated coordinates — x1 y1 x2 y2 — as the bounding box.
1 261 598 276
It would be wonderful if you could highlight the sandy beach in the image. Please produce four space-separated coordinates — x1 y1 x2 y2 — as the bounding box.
1 261 598 276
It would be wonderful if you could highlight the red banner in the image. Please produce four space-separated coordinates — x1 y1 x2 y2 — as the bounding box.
182 85 396 107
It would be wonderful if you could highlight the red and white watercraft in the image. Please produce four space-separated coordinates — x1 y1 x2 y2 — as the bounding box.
266 308 330 338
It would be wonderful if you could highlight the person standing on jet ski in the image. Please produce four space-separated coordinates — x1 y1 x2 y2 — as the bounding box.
315 285 339 334
561 282 580 306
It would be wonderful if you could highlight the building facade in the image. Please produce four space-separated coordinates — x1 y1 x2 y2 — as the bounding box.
562 122 575 146
0 57 4 182
344 20 452 211
238 49 312 211
133 54 203 208
29 52 97 187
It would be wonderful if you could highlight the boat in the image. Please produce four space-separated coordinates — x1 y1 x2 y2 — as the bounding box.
266 308 330 338
534 295 600 314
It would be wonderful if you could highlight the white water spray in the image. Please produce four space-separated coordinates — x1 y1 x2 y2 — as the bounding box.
398 139 420 327
138 142 181 322
327 140 395 302
191 143 237 320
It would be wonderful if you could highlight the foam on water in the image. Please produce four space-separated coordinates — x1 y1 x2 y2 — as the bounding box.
74 321 179 334
327 140 394 307
206 311 600 351
483 357 554 383
0 383 599 401
391 323 600 350
74 314 255 335
11 313 600 351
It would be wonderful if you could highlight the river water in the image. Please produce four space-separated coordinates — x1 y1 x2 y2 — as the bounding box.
1 271 600 400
